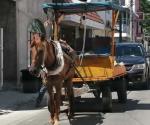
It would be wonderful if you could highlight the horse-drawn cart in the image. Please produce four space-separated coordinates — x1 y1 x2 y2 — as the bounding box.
42 2 127 112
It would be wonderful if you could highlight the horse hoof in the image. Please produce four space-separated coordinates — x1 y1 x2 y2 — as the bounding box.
49 119 54 125
54 120 59 125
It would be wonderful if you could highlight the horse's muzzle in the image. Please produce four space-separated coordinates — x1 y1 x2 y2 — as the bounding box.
28 66 39 77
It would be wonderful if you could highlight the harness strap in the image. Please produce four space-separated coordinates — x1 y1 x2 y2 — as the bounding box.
39 65 48 85
47 41 64 76
41 65 48 74
63 52 87 85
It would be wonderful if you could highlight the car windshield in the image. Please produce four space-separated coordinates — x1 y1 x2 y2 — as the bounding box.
116 45 143 57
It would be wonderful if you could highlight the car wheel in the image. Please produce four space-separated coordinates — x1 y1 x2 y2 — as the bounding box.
116 78 127 103
143 74 149 89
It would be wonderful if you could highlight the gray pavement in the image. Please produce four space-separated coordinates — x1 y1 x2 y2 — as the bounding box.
1 88 150 125
0 90 38 115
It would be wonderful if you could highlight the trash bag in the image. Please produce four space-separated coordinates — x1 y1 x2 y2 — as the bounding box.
21 69 41 93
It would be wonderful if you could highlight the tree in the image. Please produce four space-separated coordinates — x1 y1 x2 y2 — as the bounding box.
141 0 150 13
140 0 150 35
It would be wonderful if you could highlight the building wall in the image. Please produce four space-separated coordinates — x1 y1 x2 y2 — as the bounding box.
16 0 51 85
93 0 112 37
131 0 141 41
62 0 107 42
0 0 17 81
134 0 142 41
116 0 140 41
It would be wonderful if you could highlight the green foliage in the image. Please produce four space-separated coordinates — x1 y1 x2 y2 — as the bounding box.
141 0 150 13
140 0 150 35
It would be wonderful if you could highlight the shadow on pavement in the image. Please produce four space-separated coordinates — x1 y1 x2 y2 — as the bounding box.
128 84 150 91
74 98 102 112
112 99 150 113
125 99 150 111
69 113 104 125
0 91 48 115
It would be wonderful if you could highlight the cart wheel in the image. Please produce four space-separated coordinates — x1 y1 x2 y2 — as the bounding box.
102 86 112 112
117 78 127 103
93 89 101 99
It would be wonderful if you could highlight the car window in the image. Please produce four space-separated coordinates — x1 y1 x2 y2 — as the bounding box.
116 45 143 57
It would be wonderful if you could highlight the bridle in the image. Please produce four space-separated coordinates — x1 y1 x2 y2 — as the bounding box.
30 41 49 85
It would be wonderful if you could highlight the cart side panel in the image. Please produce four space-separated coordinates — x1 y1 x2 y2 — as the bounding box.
74 56 114 80
113 65 126 78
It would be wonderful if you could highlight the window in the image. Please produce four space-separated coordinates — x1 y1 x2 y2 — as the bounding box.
116 45 143 57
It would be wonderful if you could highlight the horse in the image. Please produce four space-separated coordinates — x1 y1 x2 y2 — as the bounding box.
29 38 75 125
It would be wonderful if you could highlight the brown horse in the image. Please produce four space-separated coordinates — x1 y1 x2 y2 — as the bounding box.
30 38 75 125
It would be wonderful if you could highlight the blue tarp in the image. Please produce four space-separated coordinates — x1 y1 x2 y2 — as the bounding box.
42 2 125 14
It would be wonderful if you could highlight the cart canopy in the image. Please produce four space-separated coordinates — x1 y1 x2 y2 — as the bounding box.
42 2 125 14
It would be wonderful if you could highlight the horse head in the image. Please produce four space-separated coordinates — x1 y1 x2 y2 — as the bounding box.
29 40 46 77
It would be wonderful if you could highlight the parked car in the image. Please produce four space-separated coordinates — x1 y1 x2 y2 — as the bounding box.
116 42 150 89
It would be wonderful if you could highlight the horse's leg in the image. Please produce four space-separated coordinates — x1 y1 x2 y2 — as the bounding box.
65 78 74 118
53 83 62 125
47 85 55 124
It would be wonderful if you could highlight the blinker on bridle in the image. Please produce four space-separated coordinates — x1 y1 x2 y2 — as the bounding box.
40 64 48 74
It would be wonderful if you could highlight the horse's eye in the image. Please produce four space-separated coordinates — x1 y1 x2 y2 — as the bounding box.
30 44 34 48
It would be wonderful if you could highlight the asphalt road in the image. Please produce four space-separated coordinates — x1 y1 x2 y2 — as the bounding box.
1 87 150 125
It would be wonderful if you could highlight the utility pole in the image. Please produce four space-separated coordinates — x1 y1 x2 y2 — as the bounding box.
0 28 3 90
118 0 122 42
119 12 122 42
130 0 133 41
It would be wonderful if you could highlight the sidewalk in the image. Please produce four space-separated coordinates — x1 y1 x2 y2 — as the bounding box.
0 90 38 115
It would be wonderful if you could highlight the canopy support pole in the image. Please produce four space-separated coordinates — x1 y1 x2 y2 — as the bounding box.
53 12 64 41
111 10 119 68
53 20 58 41
119 12 122 43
